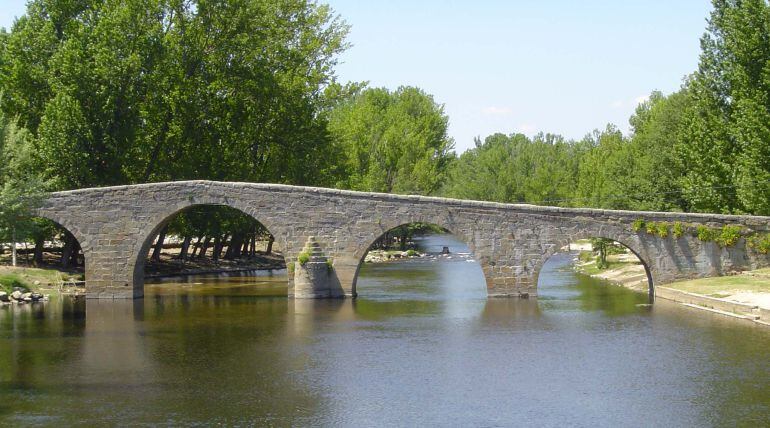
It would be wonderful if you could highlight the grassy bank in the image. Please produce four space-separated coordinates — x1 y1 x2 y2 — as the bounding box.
664 268 770 299
0 266 83 295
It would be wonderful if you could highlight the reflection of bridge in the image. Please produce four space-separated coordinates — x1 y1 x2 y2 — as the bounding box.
37 181 770 300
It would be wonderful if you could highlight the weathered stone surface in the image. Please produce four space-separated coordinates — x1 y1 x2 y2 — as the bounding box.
34 180 770 300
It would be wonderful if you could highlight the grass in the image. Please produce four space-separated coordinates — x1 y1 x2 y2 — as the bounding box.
0 266 81 294
665 272 770 296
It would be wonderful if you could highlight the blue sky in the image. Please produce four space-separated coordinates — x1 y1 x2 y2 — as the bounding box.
1 0 712 152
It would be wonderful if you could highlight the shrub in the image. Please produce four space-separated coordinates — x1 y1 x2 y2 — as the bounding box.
632 219 646 233
325 258 334 270
595 255 608 270
578 250 593 262
748 233 770 254
645 221 657 235
672 221 684 238
406 249 417 257
298 252 310 265
0 275 29 293
697 225 718 242
656 222 669 238
716 225 742 247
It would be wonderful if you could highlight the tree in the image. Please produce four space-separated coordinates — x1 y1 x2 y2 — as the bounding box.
441 132 581 205
678 0 770 214
0 0 350 190
0 109 47 266
328 86 455 195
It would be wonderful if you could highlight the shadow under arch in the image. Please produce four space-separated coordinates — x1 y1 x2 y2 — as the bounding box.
6 214 88 282
537 235 655 302
349 221 490 298
132 203 287 299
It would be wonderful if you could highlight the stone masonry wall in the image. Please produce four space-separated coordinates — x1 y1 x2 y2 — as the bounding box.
34 181 770 299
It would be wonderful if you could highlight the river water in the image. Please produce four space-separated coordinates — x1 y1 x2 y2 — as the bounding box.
1 234 769 426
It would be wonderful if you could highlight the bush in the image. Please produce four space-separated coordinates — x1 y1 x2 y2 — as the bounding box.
325 258 334 270
406 249 417 257
697 225 718 242
578 250 593 262
0 275 29 293
656 222 669 238
297 252 310 265
595 255 608 270
645 221 658 235
748 233 770 254
632 219 646 233
716 225 742 247
672 221 684 238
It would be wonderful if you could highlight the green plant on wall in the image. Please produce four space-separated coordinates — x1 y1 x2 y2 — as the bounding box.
325 258 333 270
298 252 310 265
696 225 718 242
656 222 669 238
716 225 742 247
645 221 657 235
632 219 646 233
748 233 770 254
672 221 684 238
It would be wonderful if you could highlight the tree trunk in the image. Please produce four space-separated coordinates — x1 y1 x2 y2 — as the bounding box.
33 235 45 266
213 234 228 261
399 227 408 251
178 236 192 261
266 235 274 255
61 233 75 268
151 225 168 262
242 238 250 257
11 226 17 267
198 236 211 259
71 241 81 267
190 236 202 258
227 232 243 259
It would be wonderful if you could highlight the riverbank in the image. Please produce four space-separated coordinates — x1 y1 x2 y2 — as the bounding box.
574 252 648 293
0 266 84 298
364 249 426 263
144 252 286 278
574 247 770 326
656 270 770 326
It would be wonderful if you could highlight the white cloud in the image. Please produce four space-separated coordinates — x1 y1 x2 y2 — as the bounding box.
634 94 650 105
610 94 651 110
515 123 536 134
482 106 514 115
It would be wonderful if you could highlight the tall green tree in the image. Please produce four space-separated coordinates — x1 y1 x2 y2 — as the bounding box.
0 108 47 265
328 86 455 194
679 0 770 214
0 0 349 190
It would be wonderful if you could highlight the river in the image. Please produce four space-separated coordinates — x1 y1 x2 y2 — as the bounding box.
1 234 769 426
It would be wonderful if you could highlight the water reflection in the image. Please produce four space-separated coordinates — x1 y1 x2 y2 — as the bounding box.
0 236 769 425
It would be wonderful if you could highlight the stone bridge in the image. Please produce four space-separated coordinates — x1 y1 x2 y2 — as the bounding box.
35 181 770 300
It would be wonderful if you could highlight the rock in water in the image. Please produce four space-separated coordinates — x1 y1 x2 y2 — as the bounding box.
10 290 23 301
0 292 8 302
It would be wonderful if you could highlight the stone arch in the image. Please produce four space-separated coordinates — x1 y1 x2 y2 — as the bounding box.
349 218 491 297
131 201 288 298
534 228 655 301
